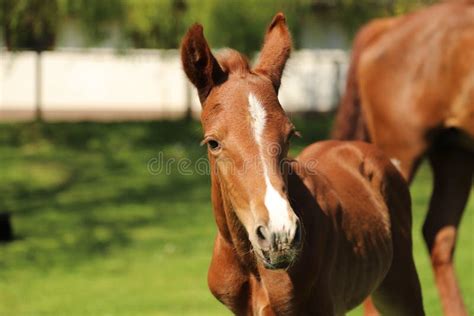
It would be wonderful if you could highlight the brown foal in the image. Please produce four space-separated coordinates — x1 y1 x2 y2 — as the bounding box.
181 14 424 315
332 2 474 315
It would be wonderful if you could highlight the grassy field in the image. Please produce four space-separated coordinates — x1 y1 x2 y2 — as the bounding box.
0 117 472 315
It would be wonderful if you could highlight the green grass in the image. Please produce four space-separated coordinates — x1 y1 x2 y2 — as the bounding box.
0 117 472 315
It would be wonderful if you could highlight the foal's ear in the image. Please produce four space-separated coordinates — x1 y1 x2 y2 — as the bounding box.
254 13 292 92
181 24 227 104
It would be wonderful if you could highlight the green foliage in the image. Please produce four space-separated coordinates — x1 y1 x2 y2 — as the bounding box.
0 119 472 315
1 0 59 51
55 0 188 49
58 0 125 45
79 0 309 52
123 0 186 48
391 0 438 15
301 0 438 43
0 0 441 51
183 0 309 55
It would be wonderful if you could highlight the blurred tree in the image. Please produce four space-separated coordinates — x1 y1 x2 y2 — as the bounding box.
1 0 60 121
56 0 310 53
59 0 125 45
391 0 438 15
1 0 58 51
122 0 185 48
1 0 441 52
308 0 437 43
56 0 187 49
183 0 309 55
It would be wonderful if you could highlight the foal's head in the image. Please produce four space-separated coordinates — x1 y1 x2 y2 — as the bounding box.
181 13 301 269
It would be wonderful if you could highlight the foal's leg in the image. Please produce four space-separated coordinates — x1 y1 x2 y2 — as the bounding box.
371 166 425 316
362 134 426 316
370 250 425 316
422 144 473 316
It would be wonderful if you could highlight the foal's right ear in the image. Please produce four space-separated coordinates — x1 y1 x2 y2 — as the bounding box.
181 24 227 104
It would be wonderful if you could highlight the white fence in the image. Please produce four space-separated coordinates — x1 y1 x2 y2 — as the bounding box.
0 48 348 121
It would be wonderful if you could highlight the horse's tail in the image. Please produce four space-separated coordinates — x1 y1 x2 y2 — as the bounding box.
331 38 365 141
331 17 400 141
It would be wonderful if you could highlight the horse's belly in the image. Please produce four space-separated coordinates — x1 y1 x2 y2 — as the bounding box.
329 232 393 313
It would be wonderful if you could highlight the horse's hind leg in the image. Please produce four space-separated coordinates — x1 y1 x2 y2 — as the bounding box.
422 142 473 316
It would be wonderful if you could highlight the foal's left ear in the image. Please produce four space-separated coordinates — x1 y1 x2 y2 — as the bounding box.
181 24 227 104
254 13 292 92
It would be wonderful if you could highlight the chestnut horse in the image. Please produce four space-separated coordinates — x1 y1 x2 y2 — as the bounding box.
181 13 424 315
332 1 474 315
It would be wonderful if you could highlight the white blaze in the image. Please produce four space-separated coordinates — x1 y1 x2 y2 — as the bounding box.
248 93 292 230
248 94 266 144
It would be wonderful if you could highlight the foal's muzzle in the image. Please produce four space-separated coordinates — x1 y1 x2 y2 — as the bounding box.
254 220 302 269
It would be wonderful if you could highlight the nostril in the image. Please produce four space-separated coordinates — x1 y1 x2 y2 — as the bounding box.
256 225 267 241
293 222 302 246
255 225 271 250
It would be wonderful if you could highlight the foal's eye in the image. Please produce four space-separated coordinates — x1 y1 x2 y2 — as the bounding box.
201 137 222 153
288 129 301 142
207 139 221 152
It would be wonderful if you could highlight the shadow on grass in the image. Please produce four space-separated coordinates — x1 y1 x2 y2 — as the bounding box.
0 120 202 149
0 115 333 269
